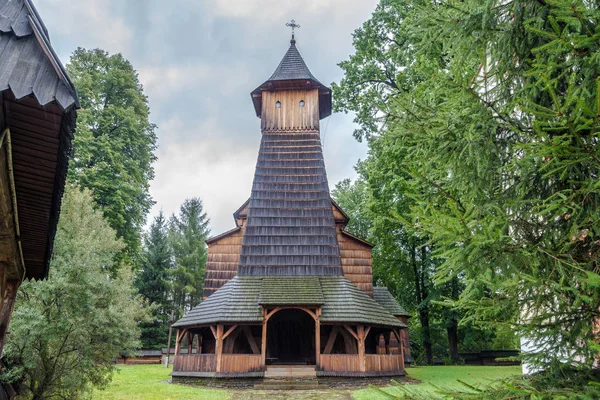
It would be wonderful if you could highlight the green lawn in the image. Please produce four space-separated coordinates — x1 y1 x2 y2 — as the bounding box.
91 364 229 400
353 365 522 399
91 364 521 399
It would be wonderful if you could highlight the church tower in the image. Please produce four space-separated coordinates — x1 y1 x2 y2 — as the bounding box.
172 27 410 381
240 35 341 277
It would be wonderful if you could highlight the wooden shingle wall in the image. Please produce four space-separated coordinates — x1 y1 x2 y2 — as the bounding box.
337 230 374 296
203 228 243 298
203 202 374 297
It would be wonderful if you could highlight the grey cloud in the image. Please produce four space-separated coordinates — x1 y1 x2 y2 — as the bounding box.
35 0 377 234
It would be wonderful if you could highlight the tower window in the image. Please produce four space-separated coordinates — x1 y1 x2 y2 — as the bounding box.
275 101 281 109
299 100 305 108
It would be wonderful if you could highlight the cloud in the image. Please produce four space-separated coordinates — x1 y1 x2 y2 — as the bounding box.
34 0 378 234
150 116 257 234
37 0 133 57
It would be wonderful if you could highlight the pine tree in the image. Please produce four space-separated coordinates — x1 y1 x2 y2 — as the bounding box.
135 211 173 349
169 198 210 319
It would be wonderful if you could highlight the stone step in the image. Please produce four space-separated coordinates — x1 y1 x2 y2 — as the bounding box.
264 366 316 378
254 379 319 390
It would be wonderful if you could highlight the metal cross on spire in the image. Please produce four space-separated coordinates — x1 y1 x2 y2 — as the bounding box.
286 19 300 42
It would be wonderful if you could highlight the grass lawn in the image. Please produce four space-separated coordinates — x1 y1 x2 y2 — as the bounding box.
353 365 522 399
91 364 229 400
91 364 521 399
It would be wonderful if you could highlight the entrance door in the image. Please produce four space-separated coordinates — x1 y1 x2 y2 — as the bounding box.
266 308 315 365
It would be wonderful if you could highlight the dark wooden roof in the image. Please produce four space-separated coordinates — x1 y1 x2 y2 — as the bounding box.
0 0 78 279
237 130 344 277
0 0 78 110
251 40 332 120
173 276 405 328
373 287 408 317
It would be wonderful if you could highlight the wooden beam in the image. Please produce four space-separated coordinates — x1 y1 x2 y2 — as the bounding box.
364 326 371 338
215 324 224 373
197 332 203 355
339 326 357 354
174 330 181 355
398 329 405 369
222 325 238 341
261 318 267 367
187 331 193 355
210 325 217 339
242 326 260 355
315 312 321 365
0 279 18 357
323 327 339 355
224 327 241 354
343 325 359 341
358 325 366 373
265 306 282 322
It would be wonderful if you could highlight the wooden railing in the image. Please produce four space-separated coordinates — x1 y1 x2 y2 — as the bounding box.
319 354 361 372
221 354 262 373
319 354 403 373
173 354 216 373
365 354 402 372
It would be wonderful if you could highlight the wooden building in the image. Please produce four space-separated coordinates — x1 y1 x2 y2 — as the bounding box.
0 1 78 397
172 35 410 380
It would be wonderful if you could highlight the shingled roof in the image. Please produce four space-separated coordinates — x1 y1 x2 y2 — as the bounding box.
373 287 409 317
173 276 406 328
237 129 344 277
251 39 332 119
0 0 79 279
0 0 78 110
267 41 322 84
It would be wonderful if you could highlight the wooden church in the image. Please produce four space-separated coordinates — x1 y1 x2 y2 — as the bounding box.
172 31 410 380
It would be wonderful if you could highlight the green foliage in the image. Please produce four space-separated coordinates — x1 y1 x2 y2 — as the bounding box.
169 198 210 319
67 48 157 267
135 211 173 349
335 0 600 376
2 186 149 399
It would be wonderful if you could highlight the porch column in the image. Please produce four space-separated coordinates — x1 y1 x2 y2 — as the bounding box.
215 324 224 373
398 329 405 368
261 315 267 368
315 308 321 366
187 331 193 355
174 329 181 355
0 280 18 357
358 325 366 373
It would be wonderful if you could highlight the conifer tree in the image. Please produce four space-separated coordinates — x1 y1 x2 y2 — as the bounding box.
169 198 210 319
135 211 173 348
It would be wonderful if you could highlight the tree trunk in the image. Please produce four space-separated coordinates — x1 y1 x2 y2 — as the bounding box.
411 241 433 365
447 319 459 361
447 277 460 361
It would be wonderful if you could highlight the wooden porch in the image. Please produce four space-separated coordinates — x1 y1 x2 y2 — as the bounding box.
171 306 406 378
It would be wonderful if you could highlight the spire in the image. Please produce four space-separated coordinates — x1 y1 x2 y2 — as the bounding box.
250 28 332 120
267 41 321 84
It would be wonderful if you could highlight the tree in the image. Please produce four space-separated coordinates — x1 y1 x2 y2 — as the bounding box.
1 186 148 399
169 198 210 319
336 0 600 375
66 48 157 267
135 211 173 349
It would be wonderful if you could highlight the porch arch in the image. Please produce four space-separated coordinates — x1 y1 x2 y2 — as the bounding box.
262 306 319 365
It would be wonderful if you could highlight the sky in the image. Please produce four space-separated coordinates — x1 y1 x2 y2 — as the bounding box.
35 0 378 235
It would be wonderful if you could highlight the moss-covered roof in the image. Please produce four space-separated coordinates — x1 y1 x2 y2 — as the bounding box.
259 277 324 305
373 287 409 317
173 276 406 328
